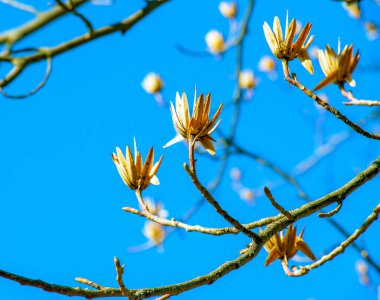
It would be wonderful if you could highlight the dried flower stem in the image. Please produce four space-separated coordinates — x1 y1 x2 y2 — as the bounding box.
281 60 380 140
135 190 150 212
75 277 105 290
189 137 196 174
318 201 343 218
264 186 294 219
284 204 380 277
114 257 133 298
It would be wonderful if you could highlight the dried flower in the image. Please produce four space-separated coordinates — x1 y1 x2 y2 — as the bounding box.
263 12 314 74
342 2 361 19
219 1 237 19
164 91 223 156
314 43 360 91
229 167 242 181
141 73 163 94
143 221 165 246
365 22 379 40
263 225 316 266
258 55 276 73
239 70 256 90
205 30 225 54
112 139 163 191
239 188 255 202
355 260 370 285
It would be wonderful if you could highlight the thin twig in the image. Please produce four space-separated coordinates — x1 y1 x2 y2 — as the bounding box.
122 206 277 235
285 205 380 276
318 201 343 218
264 186 294 220
55 0 95 34
114 257 133 298
0 54 52 99
75 277 104 290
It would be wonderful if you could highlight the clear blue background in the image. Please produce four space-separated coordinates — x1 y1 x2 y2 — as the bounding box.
0 0 380 299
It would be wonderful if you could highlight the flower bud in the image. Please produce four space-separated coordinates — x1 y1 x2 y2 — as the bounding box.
258 56 276 73
219 1 237 19
205 30 225 54
142 72 163 94
239 70 256 90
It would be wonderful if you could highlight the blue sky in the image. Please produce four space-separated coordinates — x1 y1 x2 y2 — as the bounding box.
0 0 380 299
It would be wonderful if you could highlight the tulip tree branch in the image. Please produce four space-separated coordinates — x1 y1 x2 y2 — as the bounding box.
232 142 380 275
0 0 171 93
284 204 380 277
281 60 380 140
0 0 89 49
1 155 380 298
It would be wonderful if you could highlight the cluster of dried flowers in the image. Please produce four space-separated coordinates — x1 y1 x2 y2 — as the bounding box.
112 6 375 270
263 12 360 96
